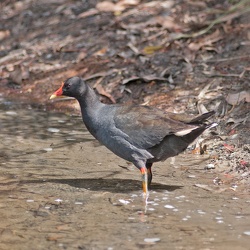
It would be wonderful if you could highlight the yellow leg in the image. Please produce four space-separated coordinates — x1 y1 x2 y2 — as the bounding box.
140 167 148 199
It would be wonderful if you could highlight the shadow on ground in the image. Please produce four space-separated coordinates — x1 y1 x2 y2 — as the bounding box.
19 178 183 193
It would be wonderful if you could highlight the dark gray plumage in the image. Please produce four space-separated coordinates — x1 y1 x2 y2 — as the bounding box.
50 76 214 196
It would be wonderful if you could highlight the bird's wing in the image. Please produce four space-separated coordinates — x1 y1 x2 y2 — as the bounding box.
114 105 196 149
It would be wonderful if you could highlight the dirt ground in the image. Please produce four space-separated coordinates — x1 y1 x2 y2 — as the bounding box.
0 0 249 249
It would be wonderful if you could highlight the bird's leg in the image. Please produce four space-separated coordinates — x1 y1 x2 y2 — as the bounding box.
146 162 153 186
140 167 148 199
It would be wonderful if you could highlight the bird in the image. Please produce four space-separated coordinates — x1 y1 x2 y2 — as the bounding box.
50 76 215 198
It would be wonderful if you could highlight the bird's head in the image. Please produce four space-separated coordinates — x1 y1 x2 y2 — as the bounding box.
50 76 87 99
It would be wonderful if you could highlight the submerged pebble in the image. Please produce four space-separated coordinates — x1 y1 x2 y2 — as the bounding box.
144 238 160 243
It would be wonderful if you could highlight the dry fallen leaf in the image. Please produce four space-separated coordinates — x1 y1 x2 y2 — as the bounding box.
226 91 250 105
78 8 99 18
188 29 222 51
122 75 168 84
156 16 182 31
96 0 139 13
94 47 108 56
56 224 72 231
143 45 163 55
9 64 29 84
0 30 10 41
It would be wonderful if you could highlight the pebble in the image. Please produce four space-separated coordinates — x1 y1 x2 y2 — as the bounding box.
205 163 215 170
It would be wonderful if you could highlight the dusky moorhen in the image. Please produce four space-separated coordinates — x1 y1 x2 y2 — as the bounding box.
50 76 214 197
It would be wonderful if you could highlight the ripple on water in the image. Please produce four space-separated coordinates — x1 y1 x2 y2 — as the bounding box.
6 111 17 116
144 238 160 243
47 128 60 133
119 199 130 205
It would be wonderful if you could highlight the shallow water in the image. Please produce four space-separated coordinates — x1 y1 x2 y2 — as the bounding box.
0 97 249 250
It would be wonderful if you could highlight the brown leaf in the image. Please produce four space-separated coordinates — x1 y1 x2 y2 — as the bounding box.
93 78 116 103
96 0 140 13
46 234 63 241
78 8 99 18
0 30 10 41
56 224 71 231
156 16 182 32
96 1 118 12
9 64 29 84
76 51 87 62
226 91 250 105
188 29 222 51
94 47 108 56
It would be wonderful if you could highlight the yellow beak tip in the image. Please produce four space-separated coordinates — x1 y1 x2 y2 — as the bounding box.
50 94 57 100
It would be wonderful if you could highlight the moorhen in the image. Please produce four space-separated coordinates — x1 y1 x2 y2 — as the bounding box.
50 76 214 197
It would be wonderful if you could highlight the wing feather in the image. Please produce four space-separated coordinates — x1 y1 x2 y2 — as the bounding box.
114 105 195 149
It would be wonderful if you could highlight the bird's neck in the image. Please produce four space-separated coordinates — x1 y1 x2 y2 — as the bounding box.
77 85 104 134
77 85 101 108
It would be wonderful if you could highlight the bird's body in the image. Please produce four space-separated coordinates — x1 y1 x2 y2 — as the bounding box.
50 76 215 197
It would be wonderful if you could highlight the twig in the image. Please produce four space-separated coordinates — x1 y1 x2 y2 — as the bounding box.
203 71 246 78
195 55 250 63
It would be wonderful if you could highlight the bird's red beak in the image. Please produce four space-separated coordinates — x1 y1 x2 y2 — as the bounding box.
50 82 64 99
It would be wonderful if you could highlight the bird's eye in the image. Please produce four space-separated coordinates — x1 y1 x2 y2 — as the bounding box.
65 84 71 90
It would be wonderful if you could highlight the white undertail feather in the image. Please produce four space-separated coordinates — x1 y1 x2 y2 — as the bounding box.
174 122 218 137
174 127 198 136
